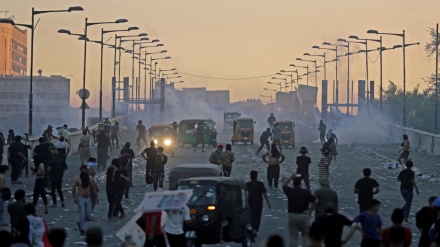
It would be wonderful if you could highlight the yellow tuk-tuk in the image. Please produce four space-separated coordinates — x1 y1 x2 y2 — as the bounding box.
149 125 175 156
231 118 255 145
277 121 295 148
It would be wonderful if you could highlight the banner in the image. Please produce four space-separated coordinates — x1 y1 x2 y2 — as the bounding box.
134 190 193 212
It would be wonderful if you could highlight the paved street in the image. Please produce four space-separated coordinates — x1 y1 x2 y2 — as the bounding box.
1 127 440 247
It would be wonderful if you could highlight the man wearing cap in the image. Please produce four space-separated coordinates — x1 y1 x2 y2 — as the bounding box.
43 125 58 143
209 145 223 165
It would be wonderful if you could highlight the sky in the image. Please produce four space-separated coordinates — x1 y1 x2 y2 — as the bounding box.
2 0 439 110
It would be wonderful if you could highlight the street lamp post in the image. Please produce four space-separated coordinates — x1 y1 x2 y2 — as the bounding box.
150 56 171 123
281 70 302 88
271 77 288 92
267 81 282 91
81 18 128 129
0 6 84 135
289 64 309 85
296 58 318 86
304 53 326 80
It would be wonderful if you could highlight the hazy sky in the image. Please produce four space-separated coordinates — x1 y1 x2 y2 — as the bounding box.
2 0 439 109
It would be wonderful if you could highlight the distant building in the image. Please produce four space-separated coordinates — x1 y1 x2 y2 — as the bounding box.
0 20 27 76
206 90 230 108
0 75 70 134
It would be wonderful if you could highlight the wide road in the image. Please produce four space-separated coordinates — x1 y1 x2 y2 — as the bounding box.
2 127 440 247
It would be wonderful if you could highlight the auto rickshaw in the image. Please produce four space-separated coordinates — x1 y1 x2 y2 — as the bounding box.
177 119 218 148
231 118 255 145
149 125 175 156
277 120 296 148
223 112 241 130
177 177 254 247
168 164 222 190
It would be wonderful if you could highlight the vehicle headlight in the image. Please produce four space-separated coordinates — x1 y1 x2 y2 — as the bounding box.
154 140 158 144
202 215 209 222
164 139 171 146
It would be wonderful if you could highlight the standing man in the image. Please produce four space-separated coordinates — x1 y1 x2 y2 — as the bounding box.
55 135 70 161
96 129 110 171
8 136 27 184
136 120 148 149
103 118 112 151
246 170 271 237
72 165 98 236
255 128 272 155
416 196 438 247
282 174 317 247
57 124 70 143
43 125 58 143
209 145 223 166
272 122 282 152
221 144 235 177
318 148 331 185
110 122 120 149
33 136 53 188
313 180 338 220
48 151 68 208
141 141 157 186
354 168 380 213
152 147 168 191
120 142 135 190
318 120 326 144
397 134 410 167
398 160 420 224
7 189 27 233
315 204 353 247
194 122 205 152
78 129 92 166
296 147 311 191
163 205 193 247
267 113 276 128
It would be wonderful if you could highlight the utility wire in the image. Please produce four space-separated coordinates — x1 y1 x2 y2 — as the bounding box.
179 72 276 80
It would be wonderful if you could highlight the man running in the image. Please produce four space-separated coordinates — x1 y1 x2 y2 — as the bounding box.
255 128 272 155
136 120 148 149
397 134 410 167
272 122 282 152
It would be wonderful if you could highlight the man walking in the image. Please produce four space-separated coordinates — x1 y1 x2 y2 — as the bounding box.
282 174 317 247
55 135 70 160
255 128 272 155
78 129 92 166
141 141 157 186
221 144 235 177
136 120 148 149
416 196 437 247
246 170 271 237
318 148 331 185
313 180 338 220
209 145 223 166
272 122 282 152
398 160 420 224
194 122 205 152
315 204 353 247
48 151 68 208
96 129 110 171
354 168 380 213
110 121 120 149
318 120 326 144
152 147 167 191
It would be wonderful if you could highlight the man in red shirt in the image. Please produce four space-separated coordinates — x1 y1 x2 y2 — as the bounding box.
144 211 166 247
381 208 411 247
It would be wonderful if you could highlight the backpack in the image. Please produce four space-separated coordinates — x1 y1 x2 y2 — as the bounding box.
1 187 11 201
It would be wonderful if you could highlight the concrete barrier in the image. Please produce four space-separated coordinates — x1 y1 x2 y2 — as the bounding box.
389 124 440 154
1 116 124 164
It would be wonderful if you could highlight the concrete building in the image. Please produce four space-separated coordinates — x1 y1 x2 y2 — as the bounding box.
0 75 70 134
0 20 27 76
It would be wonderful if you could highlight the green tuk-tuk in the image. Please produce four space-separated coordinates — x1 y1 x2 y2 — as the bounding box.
224 112 241 130
177 119 218 148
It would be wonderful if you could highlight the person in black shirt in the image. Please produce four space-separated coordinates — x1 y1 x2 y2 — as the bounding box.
194 123 205 152
110 122 120 149
296 147 311 191
8 136 27 184
315 203 353 247
354 168 380 212
106 159 128 220
267 113 276 128
282 174 317 247
152 147 168 191
141 141 157 186
120 142 135 197
33 137 54 188
96 130 110 171
397 160 419 223
246 170 271 236
136 120 148 149
318 120 326 144
415 196 437 247
255 128 272 155
48 151 68 207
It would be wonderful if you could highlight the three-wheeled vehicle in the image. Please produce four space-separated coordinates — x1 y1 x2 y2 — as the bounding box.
177 119 218 148
277 120 296 148
168 164 222 190
149 125 175 156
231 118 255 145
177 177 254 247
223 112 241 130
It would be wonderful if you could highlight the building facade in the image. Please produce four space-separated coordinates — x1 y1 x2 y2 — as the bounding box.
0 75 70 134
0 20 28 76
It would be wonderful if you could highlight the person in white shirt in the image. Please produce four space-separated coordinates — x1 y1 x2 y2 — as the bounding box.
163 206 193 247
54 136 70 160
